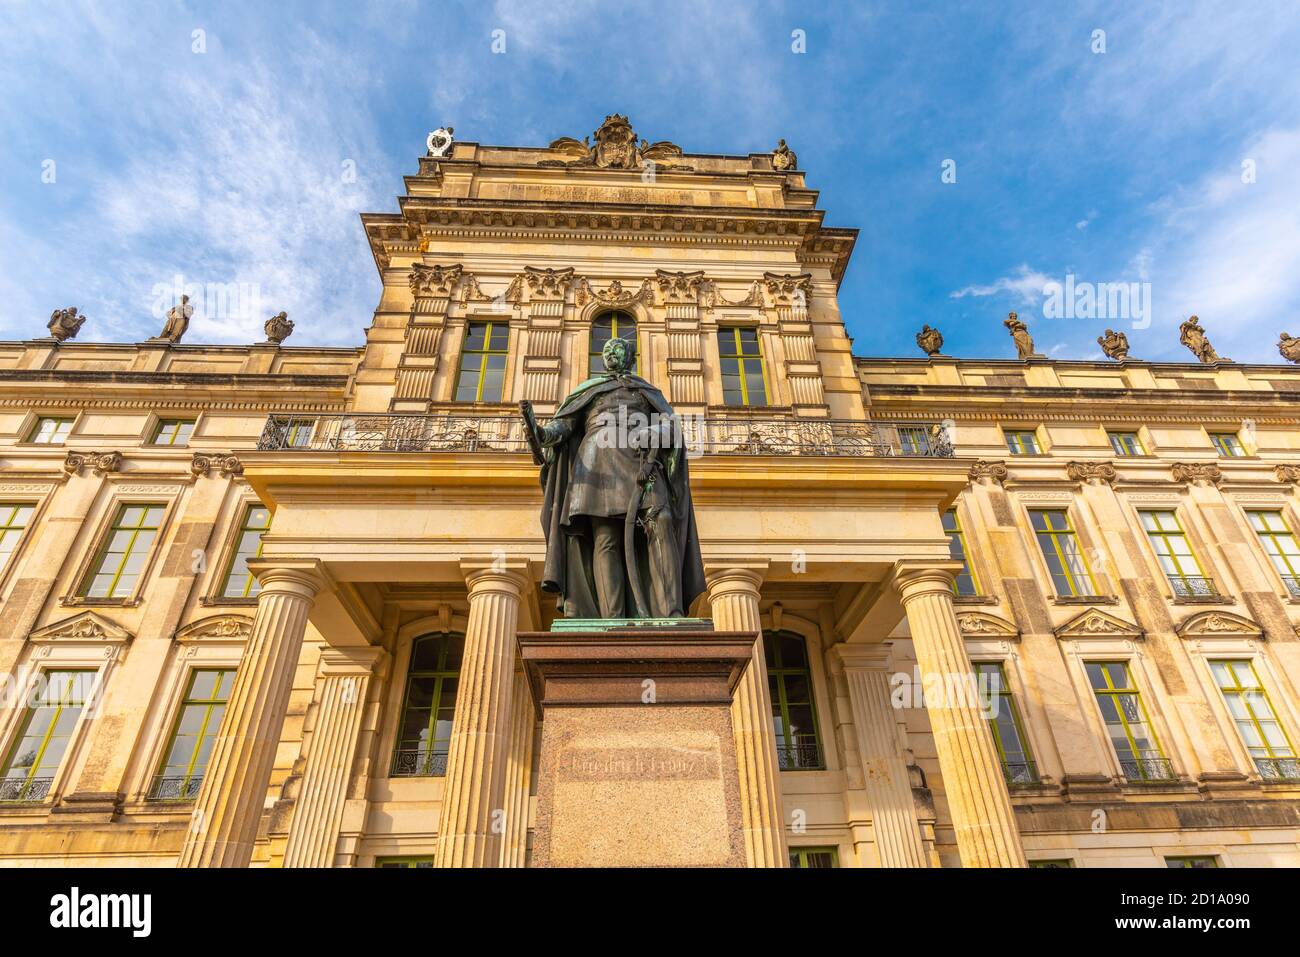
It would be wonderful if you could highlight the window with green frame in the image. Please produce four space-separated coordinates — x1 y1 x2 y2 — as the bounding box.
789 846 838 868
1166 856 1219 868
589 311 638 376
1029 859 1075 868
392 634 463 777
0 670 95 802
1209 432 1244 457
79 503 166 599
974 662 1038 785
1247 511 1300 598
764 631 823 770
1029 509 1098 596
0 503 34 576
1138 510 1216 598
219 504 272 599
150 418 196 446
1107 431 1145 456
1086 661 1173 782
1004 429 1040 455
942 508 979 596
28 416 74 444
454 321 509 403
1209 659 1298 781
376 857 434 868
717 327 769 407
149 669 235 800
282 418 316 449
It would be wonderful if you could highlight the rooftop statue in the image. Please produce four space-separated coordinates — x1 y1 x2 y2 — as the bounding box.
426 127 455 158
151 295 193 344
542 115 692 171
521 337 705 620
772 138 798 171
1004 311 1036 359
1097 328 1130 361
47 307 85 342
916 324 944 356
264 311 294 345
1179 315 1222 364
1279 332 1300 364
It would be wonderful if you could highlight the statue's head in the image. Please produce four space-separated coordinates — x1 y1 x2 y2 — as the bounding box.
602 336 633 373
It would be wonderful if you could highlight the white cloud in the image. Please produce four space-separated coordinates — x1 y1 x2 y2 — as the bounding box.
949 264 1054 306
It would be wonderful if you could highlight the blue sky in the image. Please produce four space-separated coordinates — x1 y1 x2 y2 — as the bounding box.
2 0 1298 363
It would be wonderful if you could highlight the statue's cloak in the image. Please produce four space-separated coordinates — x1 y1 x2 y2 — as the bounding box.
538 372 706 618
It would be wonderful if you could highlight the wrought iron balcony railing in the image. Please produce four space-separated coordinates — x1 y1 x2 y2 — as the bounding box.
1002 760 1040 787
1168 576 1220 599
391 748 449 778
776 741 825 771
1281 576 1300 599
1255 756 1300 782
0 776 53 803
1118 753 1176 783
147 774 204 801
256 414 955 459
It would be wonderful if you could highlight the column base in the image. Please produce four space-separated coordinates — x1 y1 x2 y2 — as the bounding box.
518 628 754 868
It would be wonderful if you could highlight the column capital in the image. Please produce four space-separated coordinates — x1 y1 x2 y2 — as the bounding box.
704 561 769 597
459 557 531 598
829 642 893 672
890 560 962 602
247 559 328 600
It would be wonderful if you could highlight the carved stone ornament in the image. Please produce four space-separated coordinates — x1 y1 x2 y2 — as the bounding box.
63 451 87 475
1275 465 1300 484
762 272 812 305
151 296 193 344
1171 462 1223 486
264 311 294 345
29 611 132 644
47 306 86 342
1278 332 1300 364
409 262 464 298
915 324 944 356
772 138 798 171
65 450 122 476
175 614 255 642
654 269 705 304
574 277 654 308
968 460 1008 484
1175 610 1262 639
1004 312 1036 359
459 273 492 303
1097 328 1130 361
957 613 1018 637
426 126 455 158
1179 315 1224 364
1066 461 1117 485
1054 608 1143 641
541 115 692 171
191 453 243 478
523 266 575 301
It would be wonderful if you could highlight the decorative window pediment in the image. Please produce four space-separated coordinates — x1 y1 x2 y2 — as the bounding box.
175 615 254 643
1054 608 1143 641
29 611 132 644
957 612 1019 639
1175 611 1262 640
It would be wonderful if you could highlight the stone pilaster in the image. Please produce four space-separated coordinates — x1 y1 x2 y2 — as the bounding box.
283 646 386 867
498 668 535 867
178 562 325 867
832 644 929 867
705 563 787 867
434 561 528 867
894 564 1026 867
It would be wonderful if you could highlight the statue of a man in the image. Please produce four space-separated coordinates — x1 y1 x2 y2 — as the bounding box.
1179 315 1220 363
522 337 705 620
772 139 798 171
154 295 193 343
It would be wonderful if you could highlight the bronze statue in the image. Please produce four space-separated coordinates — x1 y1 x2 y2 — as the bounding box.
1097 328 1130 360
772 139 798 171
522 337 705 620
916 324 944 356
1004 312 1036 359
1179 315 1221 363
1278 333 1300 364
152 295 193 343
47 307 85 342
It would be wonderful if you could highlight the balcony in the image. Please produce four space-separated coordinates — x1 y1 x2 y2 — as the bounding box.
1255 756 1300 782
147 775 203 802
1281 576 1300 599
256 414 956 459
1167 576 1221 600
776 740 825 771
0 776 53 803
391 748 448 778
1118 753 1177 783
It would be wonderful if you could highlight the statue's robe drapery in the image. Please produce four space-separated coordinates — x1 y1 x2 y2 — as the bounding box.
538 372 706 618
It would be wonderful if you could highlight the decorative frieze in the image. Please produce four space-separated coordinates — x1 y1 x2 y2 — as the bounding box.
29 611 132 644
1171 462 1223 487
1054 608 1143 641
175 615 254 642
1175 610 1262 639
1066 461 1117 486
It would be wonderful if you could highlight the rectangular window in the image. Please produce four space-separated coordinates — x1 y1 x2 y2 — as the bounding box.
1004 429 1039 455
0 503 34 576
898 426 933 456
454 321 509 403
789 847 838 868
376 857 435 868
765 632 824 770
1209 659 1298 781
974 662 1038 785
1028 859 1075 868
1 670 95 802
150 669 235 800
219 504 272 599
717 327 769 407
1209 432 1244 457
150 418 196 446
28 416 74 444
79 503 166 599
1029 509 1097 596
1166 856 1219 868
1247 510 1300 598
1139 510 1215 598
1086 661 1173 782
281 418 315 449
942 509 979 596
392 635 461 777
1107 431 1144 456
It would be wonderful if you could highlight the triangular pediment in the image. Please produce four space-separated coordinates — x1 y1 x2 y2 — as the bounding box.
957 612 1019 638
175 614 254 643
1055 608 1143 641
1176 611 1263 639
29 611 132 644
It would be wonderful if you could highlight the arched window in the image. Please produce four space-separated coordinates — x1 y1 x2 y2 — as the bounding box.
763 630 824 770
391 633 463 777
589 311 639 376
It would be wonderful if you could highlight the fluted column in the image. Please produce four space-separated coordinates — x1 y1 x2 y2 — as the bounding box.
894 565 1026 867
498 668 535 867
435 561 527 868
283 646 385 867
832 644 929 867
706 563 787 868
178 563 324 867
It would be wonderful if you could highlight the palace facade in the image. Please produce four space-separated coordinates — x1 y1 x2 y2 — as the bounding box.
1 118 1298 867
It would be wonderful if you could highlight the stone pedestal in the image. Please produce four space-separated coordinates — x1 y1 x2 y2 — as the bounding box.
518 628 755 868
